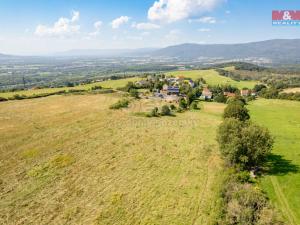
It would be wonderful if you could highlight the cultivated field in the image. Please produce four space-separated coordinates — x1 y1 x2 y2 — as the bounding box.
0 77 140 99
248 99 300 225
167 69 258 89
0 94 225 225
282 88 300 94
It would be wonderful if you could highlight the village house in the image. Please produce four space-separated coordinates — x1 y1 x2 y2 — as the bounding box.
188 80 195 88
240 89 250 97
201 88 213 100
161 84 180 95
224 92 236 98
167 86 180 95
135 80 150 88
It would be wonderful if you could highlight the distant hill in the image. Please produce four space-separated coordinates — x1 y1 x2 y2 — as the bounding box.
151 39 300 64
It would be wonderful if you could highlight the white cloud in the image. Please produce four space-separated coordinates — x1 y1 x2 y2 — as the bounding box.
71 11 80 22
148 0 224 23
190 16 217 23
111 16 130 29
198 28 211 32
35 11 80 37
94 21 103 30
88 21 103 37
132 22 160 30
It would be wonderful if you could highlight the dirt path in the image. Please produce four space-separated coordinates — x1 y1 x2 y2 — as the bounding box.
270 176 297 225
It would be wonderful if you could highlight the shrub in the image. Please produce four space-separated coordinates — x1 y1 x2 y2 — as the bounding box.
214 93 227 103
129 89 139 99
222 180 268 225
226 96 246 106
109 99 130 110
179 98 188 109
170 104 177 111
91 85 102 91
223 103 250 121
0 97 8 102
149 107 159 117
217 118 274 170
176 107 185 113
190 101 200 110
161 105 171 116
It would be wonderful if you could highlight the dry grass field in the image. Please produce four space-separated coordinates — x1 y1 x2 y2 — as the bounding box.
0 94 225 225
282 87 300 93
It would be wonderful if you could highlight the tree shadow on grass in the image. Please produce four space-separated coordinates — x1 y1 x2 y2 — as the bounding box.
263 154 299 176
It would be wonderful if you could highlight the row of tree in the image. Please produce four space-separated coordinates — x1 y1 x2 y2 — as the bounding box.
216 98 283 224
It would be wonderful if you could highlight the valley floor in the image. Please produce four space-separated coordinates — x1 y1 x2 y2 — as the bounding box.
0 94 225 225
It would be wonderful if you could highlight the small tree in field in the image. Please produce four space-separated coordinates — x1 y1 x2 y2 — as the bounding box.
223 103 250 121
149 107 159 117
179 98 187 109
161 105 171 116
217 118 274 170
129 89 139 99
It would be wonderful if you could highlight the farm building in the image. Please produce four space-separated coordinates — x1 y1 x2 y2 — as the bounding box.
167 86 180 95
224 92 236 97
240 89 250 97
201 88 213 100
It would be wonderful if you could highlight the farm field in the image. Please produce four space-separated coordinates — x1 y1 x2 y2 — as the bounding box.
0 94 225 225
248 99 300 225
167 69 258 89
282 87 300 93
0 77 140 99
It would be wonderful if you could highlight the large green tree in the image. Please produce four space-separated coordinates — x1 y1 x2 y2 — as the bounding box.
217 118 274 170
223 103 250 121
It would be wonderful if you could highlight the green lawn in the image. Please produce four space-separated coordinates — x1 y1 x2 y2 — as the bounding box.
0 77 140 99
167 69 258 89
248 99 300 225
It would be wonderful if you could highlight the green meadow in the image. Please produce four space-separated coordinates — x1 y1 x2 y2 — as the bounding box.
248 99 300 225
0 77 140 99
167 69 258 89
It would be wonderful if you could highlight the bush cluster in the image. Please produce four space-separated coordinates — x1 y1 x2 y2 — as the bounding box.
148 105 174 117
109 99 130 110
219 173 284 225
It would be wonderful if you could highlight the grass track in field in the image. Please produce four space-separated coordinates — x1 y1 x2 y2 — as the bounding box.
0 94 225 225
248 99 300 225
167 70 258 89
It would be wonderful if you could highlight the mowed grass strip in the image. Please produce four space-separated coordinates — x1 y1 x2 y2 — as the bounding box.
0 77 140 99
248 99 300 225
0 94 225 225
167 69 258 89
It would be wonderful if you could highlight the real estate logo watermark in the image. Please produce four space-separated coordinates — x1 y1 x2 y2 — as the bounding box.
272 10 300 26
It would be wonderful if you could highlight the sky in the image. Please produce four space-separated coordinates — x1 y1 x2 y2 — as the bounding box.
0 0 299 55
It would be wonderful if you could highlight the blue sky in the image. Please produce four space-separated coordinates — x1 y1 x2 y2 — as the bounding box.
0 0 299 55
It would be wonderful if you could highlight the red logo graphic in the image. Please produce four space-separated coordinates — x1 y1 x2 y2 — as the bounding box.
272 10 300 20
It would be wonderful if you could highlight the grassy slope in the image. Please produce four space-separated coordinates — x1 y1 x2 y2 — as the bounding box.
248 99 300 225
0 77 140 98
0 94 225 225
167 70 258 89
